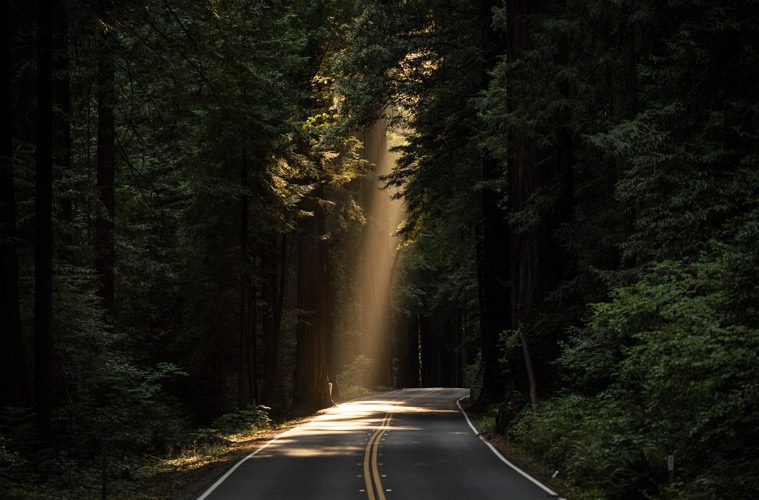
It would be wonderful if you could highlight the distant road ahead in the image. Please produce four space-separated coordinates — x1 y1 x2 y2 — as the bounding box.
198 388 559 500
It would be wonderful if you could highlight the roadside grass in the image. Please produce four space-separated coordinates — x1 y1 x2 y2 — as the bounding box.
128 410 310 499
133 389 394 499
4 391 500 499
132 387 404 499
0 408 309 500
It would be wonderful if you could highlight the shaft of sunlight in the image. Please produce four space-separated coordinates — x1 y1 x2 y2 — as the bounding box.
343 117 405 388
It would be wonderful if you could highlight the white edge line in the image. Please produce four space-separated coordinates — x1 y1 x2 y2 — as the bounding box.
196 389 404 499
196 424 297 500
456 394 564 499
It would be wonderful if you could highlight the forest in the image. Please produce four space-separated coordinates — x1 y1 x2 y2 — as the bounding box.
1 0 757 498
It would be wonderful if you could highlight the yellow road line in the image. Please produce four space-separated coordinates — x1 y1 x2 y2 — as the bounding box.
364 412 392 499
372 413 392 500
363 426 379 500
362 390 444 498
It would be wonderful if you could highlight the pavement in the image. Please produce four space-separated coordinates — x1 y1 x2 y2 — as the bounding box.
198 388 559 499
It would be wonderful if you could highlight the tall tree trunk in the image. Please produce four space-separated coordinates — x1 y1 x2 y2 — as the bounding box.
418 316 433 387
238 147 253 409
0 0 30 409
249 266 258 405
95 1 115 316
53 0 73 252
261 235 285 407
415 314 423 387
505 0 541 408
34 0 55 436
325 244 340 399
448 312 462 387
475 161 510 403
395 312 419 388
291 194 331 415
519 330 538 410
505 0 575 408
475 0 510 404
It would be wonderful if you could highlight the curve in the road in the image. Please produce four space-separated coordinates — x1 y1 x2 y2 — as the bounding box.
363 410 390 499
196 388 561 500
456 396 561 498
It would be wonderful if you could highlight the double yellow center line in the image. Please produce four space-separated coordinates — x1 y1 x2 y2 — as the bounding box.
363 411 392 499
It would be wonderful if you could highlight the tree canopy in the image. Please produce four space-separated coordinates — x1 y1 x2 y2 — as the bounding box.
1 0 757 498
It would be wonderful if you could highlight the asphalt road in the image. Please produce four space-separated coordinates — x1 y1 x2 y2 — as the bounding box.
198 388 558 500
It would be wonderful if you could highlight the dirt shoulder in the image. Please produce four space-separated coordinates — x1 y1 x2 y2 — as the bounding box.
137 391 392 499
133 415 312 500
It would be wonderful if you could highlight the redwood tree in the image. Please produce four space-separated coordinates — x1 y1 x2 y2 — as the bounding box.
291 196 332 414
95 0 116 315
0 0 29 409
33 0 55 435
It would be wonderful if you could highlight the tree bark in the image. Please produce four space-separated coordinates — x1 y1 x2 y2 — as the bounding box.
249 264 258 405
505 0 541 408
95 0 116 316
475 161 510 403
395 312 419 388
237 147 256 409
0 0 30 409
53 0 73 251
504 0 575 408
261 235 285 407
291 194 332 415
418 316 433 387
519 329 538 410
325 243 340 399
34 0 55 436
475 0 510 404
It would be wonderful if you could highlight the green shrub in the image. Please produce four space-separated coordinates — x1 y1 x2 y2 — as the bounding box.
513 228 759 498
212 405 272 436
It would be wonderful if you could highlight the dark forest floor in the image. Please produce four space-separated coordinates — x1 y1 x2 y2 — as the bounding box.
137 391 385 499
135 415 314 499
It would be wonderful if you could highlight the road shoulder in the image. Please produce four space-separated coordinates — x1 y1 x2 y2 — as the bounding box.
456 396 572 500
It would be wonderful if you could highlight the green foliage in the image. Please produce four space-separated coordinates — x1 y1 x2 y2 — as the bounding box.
188 405 273 447
336 1 488 389
4 0 757 497
212 406 272 435
462 354 483 401
336 354 373 391
475 0 759 497
5 0 373 495
51 265 188 453
515 229 759 497
513 394 660 499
